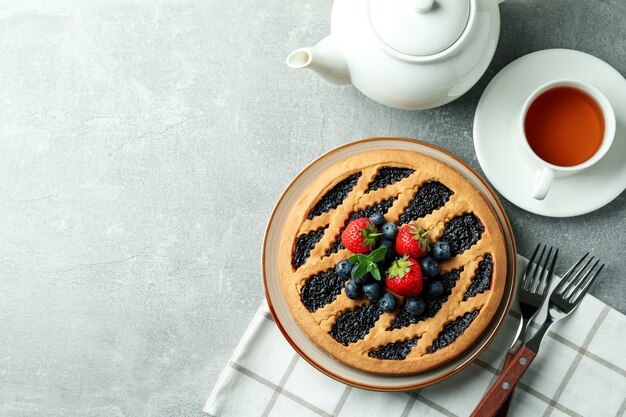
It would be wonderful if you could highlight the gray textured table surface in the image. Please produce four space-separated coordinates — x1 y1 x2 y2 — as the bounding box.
0 1 624 416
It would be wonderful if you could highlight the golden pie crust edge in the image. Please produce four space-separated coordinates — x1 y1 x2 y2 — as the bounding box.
278 149 507 375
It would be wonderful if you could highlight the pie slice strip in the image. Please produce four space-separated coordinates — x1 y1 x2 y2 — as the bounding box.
397 181 454 224
427 310 480 354
301 268 346 313
368 337 419 360
366 167 415 193
307 172 362 220
292 227 327 269
440 213 485 256
330 304 382 346
464 254 493 300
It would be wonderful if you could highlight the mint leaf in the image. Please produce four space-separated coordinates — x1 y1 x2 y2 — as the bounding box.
349 254 369 264
347 247 386 281
370 246 387 263
371 266 381 281
352 262 368 278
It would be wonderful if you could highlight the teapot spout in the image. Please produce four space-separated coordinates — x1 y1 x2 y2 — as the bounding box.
286 36 351 85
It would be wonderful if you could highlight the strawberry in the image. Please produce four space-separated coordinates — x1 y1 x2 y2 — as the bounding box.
341 218 381 254
385 255 423 297
395 224 432 259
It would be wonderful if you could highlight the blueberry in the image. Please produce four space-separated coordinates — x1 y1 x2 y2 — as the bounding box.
353 272 372 285
432 241 451 260
335 259 352 277
428 281 445 297
377 292 397 312
345 280 362 300
363 282 382 301
420 256 439 278
381 222 398 240
369 213 385 227
377 238 392 251
405 297 426 316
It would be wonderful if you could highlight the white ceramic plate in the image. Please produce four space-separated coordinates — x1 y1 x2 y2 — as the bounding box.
262 137 517 391
474 49 626 217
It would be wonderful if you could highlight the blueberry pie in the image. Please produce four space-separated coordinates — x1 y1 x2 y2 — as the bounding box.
278 149 507 375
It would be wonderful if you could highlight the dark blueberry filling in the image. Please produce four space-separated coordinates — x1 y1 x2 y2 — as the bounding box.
440 213 485 256
388 269 462 330
366 167 415 193
397 181 454 225
330 304 382 346
292 227 327 269
463 254 494 301
325 197 398 256
301 268 347 312
307 173 362 220
427 310 480 353
368 337 419 360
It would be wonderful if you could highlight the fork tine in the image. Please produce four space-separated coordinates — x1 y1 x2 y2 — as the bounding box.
554 252 589 292
527 243 540 265
540 248 558 294
532 246 552 293
570 263 604 305
529 244 547 291
555 255 593 295
561 252 589 280
522 243 541 290
563 258 598 300
563 256 600 298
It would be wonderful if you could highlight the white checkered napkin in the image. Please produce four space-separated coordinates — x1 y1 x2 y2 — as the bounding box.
205 257 626 417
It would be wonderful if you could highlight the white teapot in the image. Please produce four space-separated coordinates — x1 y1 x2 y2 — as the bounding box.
287 0 504 110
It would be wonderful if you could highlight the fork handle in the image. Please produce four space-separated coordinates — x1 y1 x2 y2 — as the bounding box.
470 346 537 417
494 352 516 417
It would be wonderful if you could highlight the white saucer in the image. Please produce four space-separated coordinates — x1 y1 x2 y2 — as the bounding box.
474 49 626 217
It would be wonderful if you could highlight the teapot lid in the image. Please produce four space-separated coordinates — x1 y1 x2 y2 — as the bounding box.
369 0 471 57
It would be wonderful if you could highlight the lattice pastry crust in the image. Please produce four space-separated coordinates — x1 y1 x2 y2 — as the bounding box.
278 150 507 375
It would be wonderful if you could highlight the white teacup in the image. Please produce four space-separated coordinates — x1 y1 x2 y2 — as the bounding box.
519 79 616 200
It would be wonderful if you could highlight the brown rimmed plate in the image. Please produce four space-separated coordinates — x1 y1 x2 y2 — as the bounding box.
262 137 516 391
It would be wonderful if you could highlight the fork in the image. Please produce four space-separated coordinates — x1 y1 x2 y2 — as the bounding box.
471 253 604 417
495 244 558 417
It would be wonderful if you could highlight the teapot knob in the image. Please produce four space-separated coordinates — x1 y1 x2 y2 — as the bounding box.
411 0 435 13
